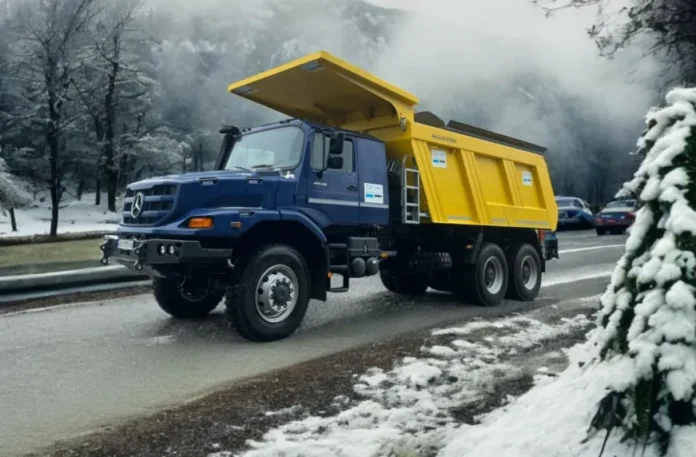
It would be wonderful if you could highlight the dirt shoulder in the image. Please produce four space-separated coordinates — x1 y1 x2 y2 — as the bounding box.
24 304 597 457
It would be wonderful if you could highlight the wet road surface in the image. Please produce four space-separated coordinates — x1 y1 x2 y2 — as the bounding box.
0 230 625 456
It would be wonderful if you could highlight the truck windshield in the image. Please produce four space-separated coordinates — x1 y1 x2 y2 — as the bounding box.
224 126 305 171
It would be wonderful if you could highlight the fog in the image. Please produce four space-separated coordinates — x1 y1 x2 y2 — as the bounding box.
141 0 664 200
367 0 661 146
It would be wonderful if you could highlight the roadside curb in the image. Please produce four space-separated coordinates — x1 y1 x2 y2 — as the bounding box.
0 230 114 247
0 265 145 293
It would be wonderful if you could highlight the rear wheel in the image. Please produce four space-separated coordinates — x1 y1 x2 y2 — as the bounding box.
506 244 542 302
225 244 310 342
453 243 508 307
380 270 429 296
153 276 222 319
596 228 607 236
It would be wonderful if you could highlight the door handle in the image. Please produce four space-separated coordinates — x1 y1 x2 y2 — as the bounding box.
347 185 357 191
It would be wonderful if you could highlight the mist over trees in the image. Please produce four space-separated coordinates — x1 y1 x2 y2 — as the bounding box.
0 0 675 235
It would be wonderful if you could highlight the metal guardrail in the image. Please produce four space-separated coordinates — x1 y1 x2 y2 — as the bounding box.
0 265 148 305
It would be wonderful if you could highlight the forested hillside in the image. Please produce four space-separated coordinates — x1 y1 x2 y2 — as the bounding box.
0 0 660 235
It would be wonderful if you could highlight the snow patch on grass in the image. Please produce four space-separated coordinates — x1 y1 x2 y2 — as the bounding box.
0 193 120 238
231 313 592 457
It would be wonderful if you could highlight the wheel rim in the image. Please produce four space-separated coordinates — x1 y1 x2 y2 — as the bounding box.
176 277 209 302
255 264 298 323
483 257 504 295
520 255 539 290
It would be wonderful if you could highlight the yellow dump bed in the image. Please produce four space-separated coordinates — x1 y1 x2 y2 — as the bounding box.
227 51 558 231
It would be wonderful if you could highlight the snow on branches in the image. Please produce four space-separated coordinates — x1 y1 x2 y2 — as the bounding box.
591 88 696 455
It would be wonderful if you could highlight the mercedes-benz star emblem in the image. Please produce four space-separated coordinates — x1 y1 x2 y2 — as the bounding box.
131 192 145 218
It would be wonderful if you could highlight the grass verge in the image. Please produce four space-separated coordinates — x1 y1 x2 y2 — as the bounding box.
0 238 103 268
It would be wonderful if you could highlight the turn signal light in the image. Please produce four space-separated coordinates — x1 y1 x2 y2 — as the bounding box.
187 217 214 229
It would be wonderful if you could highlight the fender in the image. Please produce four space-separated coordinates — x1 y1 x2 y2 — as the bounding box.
278 208 328 243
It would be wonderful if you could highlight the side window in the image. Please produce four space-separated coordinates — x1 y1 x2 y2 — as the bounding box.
310 132 354 173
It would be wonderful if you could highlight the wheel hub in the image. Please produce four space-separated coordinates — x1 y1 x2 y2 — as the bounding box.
522 264 531 283
520 255 539 290
483 257 504 294
256 265 298 323
176 277 209 302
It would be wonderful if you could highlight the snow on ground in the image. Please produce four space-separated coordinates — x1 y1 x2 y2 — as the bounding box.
220 312 593 457
438 329 696 457
0 193 120 238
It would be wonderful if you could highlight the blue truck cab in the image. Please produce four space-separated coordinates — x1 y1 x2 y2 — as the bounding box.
101 120 391 341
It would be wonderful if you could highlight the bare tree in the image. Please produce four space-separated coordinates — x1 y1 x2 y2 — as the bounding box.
72 0 153 212
534 0 696 83
5 0 100 236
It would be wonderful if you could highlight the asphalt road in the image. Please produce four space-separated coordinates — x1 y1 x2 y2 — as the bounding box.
0 230 626 457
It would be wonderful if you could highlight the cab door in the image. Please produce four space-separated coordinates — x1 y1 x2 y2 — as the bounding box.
306 131 359 225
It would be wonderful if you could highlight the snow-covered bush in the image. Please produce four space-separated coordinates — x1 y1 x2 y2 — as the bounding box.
589 88 696 454
0 157 30 209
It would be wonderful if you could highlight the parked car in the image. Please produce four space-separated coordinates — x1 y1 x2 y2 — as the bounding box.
594 198 638 235
555 195 595 230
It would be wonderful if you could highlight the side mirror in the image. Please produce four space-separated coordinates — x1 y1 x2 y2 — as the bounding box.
328 132 345 156
327 156 344 170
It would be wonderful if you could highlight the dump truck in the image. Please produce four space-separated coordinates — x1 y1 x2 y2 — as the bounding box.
100 51 559 342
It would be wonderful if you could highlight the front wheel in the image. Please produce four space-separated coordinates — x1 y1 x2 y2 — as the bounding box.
153 276 222 319
225 244 310 342
596 228 607 236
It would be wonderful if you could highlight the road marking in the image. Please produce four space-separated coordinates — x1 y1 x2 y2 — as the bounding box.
558 244 625 254
542 270 612 287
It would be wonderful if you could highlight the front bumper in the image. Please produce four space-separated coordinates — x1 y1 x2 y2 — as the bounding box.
99 235 233 273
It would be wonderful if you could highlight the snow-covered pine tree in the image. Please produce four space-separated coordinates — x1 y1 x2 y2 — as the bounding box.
589 88 696 455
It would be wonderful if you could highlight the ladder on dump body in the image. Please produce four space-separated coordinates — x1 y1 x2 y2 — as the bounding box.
401 155 423 224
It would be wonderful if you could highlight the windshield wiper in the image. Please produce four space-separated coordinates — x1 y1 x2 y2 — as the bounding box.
229 165 253 172
250 164 277 169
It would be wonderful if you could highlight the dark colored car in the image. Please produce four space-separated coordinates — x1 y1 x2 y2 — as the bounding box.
555 195 595 230
594 199 637 235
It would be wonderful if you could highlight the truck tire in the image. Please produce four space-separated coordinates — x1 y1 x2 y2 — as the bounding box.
153 276 222 319
225 244 310 342
453 243 508 307
506 243 542 302
380 270 429 296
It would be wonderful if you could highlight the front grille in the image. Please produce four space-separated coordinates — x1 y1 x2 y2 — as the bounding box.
122 184 178 226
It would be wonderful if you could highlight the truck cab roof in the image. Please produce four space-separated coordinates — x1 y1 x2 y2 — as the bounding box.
241 117 382 143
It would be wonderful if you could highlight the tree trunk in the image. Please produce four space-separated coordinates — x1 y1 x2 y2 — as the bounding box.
49 183 59 237
104 57 119 213
118 152 129 188
95 174 101 206
107 176 117 213
77 179 84 201
47 93 61 238
9 207 17 232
